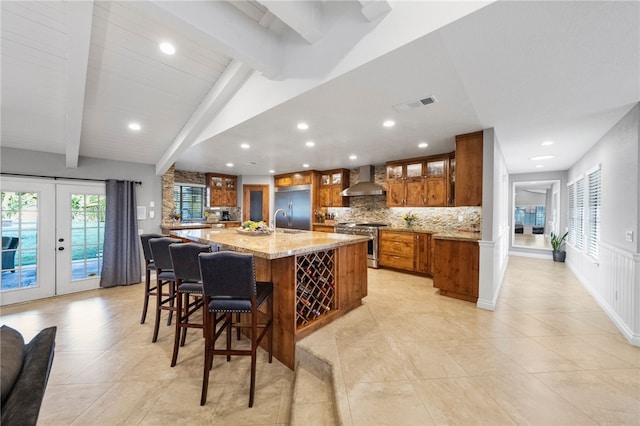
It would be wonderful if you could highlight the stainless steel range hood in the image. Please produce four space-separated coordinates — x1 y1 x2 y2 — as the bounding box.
341 166 386 197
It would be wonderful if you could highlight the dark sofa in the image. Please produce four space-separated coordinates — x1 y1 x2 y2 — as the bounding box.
1 325 57 426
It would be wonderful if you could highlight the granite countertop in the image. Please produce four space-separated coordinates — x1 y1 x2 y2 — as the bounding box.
170 228 370 259
382 225 482 242
162 221 242 230
162 222 213 230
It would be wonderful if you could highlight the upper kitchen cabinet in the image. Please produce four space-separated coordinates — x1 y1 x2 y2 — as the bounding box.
386 155 451 207
319 169 349 207
274 171 313 187
206 173 237 207
455 131 483 206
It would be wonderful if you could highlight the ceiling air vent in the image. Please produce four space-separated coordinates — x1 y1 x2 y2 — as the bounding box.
393 95 437 112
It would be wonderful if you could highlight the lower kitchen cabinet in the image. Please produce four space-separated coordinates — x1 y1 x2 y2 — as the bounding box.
433 238 479 302
312 224 335 233
379 230 432 275
415 233 433 275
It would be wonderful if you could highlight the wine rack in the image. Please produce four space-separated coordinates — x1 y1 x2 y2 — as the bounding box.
296 250 335 328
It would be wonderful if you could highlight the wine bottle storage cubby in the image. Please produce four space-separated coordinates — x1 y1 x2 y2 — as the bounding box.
295 250 335 328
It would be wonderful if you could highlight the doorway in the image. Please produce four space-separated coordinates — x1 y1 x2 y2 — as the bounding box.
512 180 560 250
1 178 105 305
242 185 270 224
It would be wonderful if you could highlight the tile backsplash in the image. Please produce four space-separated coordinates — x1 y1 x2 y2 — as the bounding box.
327 197 481 232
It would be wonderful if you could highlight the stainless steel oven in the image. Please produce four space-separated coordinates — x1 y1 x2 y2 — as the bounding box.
334 222 388 268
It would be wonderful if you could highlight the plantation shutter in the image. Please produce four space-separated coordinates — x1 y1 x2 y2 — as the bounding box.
587 168 601 258
568 183 575 245
575 178 584 249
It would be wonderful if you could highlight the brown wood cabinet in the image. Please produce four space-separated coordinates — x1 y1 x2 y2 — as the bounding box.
415 233 433 275
433 238 479 302
379 230 432 275
206 173 237 207
274 171 313 187
455 131 483 206
312 224 335 233
386 155 451 207
318 169 349 207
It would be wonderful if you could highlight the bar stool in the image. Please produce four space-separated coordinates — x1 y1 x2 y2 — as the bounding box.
139 233 164 324
168 242 212 367
149 237 182 343
198 251 273 407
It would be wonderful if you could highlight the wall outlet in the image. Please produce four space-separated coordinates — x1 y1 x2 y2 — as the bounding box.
625 230 633 242
458 215 464 222
149 201 155 208
149 210 155 219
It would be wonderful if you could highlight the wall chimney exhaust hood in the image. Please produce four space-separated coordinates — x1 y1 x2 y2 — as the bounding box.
341 166 386 196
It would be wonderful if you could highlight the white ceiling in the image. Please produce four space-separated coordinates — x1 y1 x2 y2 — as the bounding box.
1 1 638 177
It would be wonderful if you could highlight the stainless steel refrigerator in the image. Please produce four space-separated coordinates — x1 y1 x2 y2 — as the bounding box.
274 185 312 230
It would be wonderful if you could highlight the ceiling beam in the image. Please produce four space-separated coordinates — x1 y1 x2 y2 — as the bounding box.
359 0 392 21
155 60 253 176
149 0 283 79
257 0 325 44
65 1 93 168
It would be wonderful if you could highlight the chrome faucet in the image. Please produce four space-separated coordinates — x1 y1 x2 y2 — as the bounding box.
272 208 287 231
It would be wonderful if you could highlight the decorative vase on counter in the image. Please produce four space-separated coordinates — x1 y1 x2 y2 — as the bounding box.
405 219 414 228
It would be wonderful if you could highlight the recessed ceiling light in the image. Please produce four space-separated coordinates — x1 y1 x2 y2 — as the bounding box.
297 122 309 130
541 140 554 146
302 163 310 168
128 122 141 131
305 141 315 147
530 155 555 161
269 169 275 174
226 163 234 167
536 165 544 168
418 142 428 148
240 143 250 149
159 42 176 55
349 154 357 160
383 120 395 128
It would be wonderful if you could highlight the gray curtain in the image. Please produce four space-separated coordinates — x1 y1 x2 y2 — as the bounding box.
100 180 141 287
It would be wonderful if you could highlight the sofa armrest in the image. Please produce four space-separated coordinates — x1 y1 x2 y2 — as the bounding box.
1 326 57 426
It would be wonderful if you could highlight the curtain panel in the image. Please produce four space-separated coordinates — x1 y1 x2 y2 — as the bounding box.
100 180 141 287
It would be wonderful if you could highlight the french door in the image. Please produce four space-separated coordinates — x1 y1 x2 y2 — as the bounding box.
1 178 105 305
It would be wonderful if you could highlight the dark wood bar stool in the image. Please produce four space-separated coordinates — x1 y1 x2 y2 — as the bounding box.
198 251 273 407
139 233 164 324
168 242 212 367
149 237 182 343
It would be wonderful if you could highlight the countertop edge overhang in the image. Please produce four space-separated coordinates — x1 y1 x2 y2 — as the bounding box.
170 229 371 259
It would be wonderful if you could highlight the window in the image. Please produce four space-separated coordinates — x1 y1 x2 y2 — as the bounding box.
514 205 545 226
173 184 205 220
586 168 601 258
575 178 584 249
567 183 575 245
567 166 601 259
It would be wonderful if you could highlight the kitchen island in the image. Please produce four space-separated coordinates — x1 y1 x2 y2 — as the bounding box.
170 228 370 369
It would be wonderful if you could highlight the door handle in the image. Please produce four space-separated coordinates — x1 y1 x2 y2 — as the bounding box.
58 238 64 242
58 247 64 251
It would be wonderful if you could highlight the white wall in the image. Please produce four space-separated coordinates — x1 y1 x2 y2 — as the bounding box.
566 103 639 346
0 148 163 234
515 189 546 206
478 128 510 310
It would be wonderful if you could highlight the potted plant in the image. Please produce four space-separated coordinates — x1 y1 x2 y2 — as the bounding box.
551 231 568 262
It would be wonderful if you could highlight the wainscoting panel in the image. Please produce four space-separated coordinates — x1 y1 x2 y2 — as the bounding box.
569 242 639 346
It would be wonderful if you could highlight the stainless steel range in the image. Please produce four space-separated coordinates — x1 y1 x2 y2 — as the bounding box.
334 222 388 268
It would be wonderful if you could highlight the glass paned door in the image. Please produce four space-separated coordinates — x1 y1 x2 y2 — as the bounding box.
1 179 56 305
56 184 105 295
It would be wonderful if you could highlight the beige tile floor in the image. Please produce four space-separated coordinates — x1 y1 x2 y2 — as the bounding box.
1 256 638 425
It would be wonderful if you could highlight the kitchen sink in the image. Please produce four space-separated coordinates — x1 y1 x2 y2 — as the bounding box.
277 229 304 234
